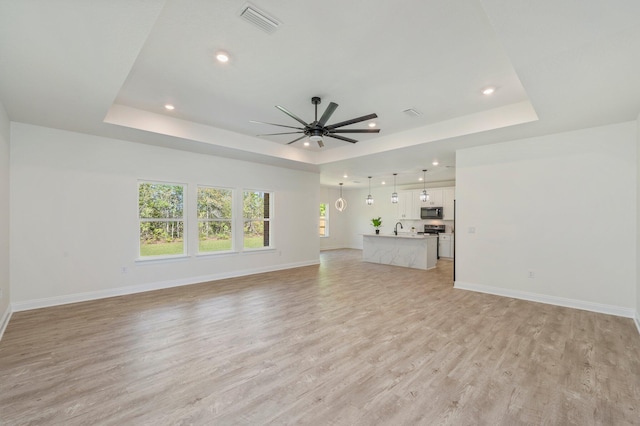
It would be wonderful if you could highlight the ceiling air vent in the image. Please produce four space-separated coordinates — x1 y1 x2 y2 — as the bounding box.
403 108 422 117
240 5 280 34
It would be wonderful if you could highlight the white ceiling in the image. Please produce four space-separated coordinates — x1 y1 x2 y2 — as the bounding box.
1 0 639 188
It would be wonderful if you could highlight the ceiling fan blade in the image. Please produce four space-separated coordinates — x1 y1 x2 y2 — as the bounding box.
317 102 338 127
331 129 381 134
257 131 304 136
325 113 378 130
250 120 304 131
276 105 309 127
287 135 308 145
326 134 358 144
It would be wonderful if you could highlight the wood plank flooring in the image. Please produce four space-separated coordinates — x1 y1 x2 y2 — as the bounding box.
1 249 639 425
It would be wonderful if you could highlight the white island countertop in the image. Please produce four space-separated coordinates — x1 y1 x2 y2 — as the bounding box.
362 233 438 270
364 233 437 239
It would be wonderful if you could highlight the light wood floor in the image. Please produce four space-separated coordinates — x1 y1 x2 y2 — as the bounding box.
1 250 639 425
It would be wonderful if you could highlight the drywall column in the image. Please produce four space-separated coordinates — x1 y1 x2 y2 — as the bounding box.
0 101 10 338
455 122 636 317
636 112 640 331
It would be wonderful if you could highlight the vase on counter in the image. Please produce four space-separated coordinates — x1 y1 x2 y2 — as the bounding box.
375 229 380 234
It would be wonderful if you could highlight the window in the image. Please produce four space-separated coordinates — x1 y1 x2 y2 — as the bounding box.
197 186 233 253
243 190 272 249
319 203 328 237
138 182 185 257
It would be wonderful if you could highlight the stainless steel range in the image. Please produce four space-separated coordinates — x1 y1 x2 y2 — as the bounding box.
424 224 446 259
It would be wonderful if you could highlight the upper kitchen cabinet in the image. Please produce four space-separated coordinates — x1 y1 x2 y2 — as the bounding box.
397 190 421 220
443 188 455 220
396 187 455 220
423 189 443 207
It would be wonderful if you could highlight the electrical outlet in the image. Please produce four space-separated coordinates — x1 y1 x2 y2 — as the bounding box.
121 266 128 274
528 271 535 279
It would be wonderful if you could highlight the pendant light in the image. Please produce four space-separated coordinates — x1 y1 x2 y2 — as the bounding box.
391 173 398 203
365 176 374 205
335 183 347 212
420 169 430 202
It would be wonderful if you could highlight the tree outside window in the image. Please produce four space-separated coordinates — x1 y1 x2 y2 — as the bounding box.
138 182 185 257
197 186 232 253
243 191 271 249
319 203 329 237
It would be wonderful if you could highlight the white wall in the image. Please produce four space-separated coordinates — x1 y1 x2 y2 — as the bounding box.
9 123 320 309
345 186 400 249
0 101 10 337
456 121 637 316
319 186 349 250
637 113 640 329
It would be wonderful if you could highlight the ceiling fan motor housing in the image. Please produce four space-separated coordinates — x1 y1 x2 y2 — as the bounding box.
309 129 323 142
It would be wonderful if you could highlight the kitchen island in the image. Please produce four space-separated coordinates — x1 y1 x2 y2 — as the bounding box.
362 233 438 270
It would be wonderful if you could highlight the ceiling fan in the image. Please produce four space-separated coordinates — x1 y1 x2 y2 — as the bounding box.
252 96 380 147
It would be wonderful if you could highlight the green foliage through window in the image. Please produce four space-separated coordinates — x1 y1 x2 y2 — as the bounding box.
319 203 328 237
198 186 232 252
139 182 185 257
243 191 271 248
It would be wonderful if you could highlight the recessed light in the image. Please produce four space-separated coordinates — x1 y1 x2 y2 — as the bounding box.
164 104 175 110
432 160 439 166
419 177 423 181
381 181 386 185
216 52 229 63
303 141 310 146
343 174 348 178
368 122 376 128
482 86 496 95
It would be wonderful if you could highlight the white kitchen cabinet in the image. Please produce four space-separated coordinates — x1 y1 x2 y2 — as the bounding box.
397 190 420 220
439 233 453 258
422 188 443 207
397 186 455 219
443 187 455 220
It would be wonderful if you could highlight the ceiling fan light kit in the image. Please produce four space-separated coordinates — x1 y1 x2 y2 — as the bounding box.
254 96 380 148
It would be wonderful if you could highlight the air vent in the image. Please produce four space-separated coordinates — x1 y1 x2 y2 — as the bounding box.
403 108 422 117
240 5 280 34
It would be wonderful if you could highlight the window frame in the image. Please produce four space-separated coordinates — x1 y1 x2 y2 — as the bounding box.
137 180 187 260
242 189 273 251
196 185 234 255
319 202 329 237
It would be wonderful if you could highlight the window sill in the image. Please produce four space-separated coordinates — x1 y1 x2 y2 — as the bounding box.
135 254 190 264
242 247 276 254
195 250 238 258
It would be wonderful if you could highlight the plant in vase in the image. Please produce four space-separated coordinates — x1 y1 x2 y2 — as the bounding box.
371 217 382 234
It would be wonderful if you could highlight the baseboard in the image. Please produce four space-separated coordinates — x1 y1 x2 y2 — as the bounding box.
634 312 640 336
0 304 12 341
12 259 320 312
320 246 350 251
454 281 636 319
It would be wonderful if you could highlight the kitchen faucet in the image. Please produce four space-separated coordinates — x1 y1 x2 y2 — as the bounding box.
394 222 403 235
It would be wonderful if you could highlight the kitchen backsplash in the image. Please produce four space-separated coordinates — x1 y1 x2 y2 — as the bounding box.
400 219 455 233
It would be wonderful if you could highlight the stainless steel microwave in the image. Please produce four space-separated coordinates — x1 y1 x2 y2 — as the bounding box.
421 207 443 219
